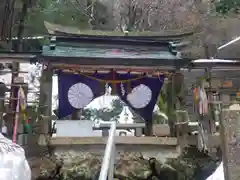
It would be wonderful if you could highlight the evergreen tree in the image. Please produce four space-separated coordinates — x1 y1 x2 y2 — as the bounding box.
215 0 240 14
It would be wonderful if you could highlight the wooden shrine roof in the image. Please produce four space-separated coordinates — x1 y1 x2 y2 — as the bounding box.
40 21 195 69
40 34 193 69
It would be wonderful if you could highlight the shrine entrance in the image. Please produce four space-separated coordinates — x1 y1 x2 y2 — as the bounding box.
40 34 190 136
56 69 164 135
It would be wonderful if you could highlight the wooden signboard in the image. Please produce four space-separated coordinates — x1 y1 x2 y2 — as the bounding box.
222 80 233 88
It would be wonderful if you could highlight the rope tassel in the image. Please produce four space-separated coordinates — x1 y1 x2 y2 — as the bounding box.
13 86 30 142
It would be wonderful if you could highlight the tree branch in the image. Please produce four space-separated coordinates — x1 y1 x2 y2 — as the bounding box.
67 0 92 19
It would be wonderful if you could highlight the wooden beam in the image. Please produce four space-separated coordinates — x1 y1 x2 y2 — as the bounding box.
50 136 178 146
51 64 174 73
40 115 57 121
43 56 190 68
0 53 36 63
0 70 28 74
92 123 145 130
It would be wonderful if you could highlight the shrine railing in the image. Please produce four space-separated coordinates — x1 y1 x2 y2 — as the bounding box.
98 121 116 180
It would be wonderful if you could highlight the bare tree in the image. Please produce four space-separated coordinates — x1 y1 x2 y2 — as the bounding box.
114 0 201 32
0 0 15 49
114 0 152 31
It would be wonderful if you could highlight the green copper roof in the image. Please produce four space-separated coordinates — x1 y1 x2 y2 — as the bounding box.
42 45 179 59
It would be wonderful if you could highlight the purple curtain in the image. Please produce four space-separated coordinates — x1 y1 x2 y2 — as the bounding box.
57 71 164 120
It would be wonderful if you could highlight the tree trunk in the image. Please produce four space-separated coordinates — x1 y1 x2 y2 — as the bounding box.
0 0 15 42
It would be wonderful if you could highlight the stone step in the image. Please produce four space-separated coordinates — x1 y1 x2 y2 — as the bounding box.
50 136 181 160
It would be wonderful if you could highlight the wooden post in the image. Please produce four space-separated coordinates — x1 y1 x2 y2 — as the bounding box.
102 130 109 137
220 108 240 180
175 122 188 150
205 68 217 134
9 0 29 140
145 120 153 136
0 82 6 128
38 65 53 145
71 109 81 119
135 127 143 137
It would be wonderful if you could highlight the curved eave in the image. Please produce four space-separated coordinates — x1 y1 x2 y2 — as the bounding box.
53 31 194 40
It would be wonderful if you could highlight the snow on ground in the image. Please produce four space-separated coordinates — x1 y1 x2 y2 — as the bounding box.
206 162 224 180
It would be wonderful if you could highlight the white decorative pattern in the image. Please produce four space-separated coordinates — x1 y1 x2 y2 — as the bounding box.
120 83 125 96
68 83 93 109
127 84 152 109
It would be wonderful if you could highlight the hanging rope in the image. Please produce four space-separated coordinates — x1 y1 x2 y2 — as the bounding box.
63 71 165 84
79 72 146 83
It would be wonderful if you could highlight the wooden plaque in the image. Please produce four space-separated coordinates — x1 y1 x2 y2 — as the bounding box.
222 80 233 88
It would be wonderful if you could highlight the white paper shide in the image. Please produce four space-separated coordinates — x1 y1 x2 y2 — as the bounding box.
0 133 31 180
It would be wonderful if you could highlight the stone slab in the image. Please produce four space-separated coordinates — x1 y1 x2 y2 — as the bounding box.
221 109 240 180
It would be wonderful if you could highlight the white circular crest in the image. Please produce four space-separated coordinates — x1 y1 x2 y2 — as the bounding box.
68 83 93 109
127 84 152 109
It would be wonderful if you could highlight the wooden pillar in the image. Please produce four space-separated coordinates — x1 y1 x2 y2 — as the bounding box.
38 65 53 145
102 130 109 137
145 120 153 136
0 82 6 128
175 122 188 150
205 68 217 134
220 108 240 180
135 127 143 137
